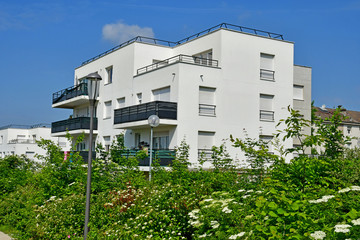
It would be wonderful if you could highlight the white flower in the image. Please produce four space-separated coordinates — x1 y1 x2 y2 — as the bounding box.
238 189 246 192
246 190 254 193
334 224 351 233
242 195 251 199
351 218 360 225
68 182 75 186
222 206 232 213
339 187 351 193
310 231 326 240
198 233 208 238
210 220 220 229
309 195 334 203
350 186 360 191
204 198 213 202
229 232 246 239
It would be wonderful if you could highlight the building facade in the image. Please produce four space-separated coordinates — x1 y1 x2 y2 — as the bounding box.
314 106 360 150
0 124 71 161
51 23 312 166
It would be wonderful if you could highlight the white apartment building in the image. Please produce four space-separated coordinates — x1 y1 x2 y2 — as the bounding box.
314 106 360 149
51 23 312 167
0 124 71 161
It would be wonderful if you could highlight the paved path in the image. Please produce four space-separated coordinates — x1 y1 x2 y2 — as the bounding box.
0 232 11 240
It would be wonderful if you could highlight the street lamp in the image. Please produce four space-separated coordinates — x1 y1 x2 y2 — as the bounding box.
83 72 101 239
148 115 160 181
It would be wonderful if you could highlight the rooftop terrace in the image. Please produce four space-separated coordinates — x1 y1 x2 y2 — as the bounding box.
80 23 284 66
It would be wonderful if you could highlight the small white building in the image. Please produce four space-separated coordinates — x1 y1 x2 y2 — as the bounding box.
0 124 71 161
314 106 360 149
51 23 312 166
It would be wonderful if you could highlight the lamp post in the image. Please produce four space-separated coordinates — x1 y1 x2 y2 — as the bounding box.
148 115 160 181
83 72 101 239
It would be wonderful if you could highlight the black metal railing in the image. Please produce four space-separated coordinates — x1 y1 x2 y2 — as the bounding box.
112 149 175 166
199 104 216 116
80 23 284 67
198 149 213 160
260 110 275 121
0 123 50 130
52 83 88 104
137 54 219 75
51 117 98 133
114 101 177 124
63 151 96 162
260 69 275 81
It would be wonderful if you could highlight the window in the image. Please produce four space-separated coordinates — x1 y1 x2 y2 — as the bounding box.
199 87 216 116
103 136 111 152
135 133 141 148
347 126 352 134
104 101 112 119
25 151 35 159
193 50 213 66
260 53 275 80
152 87 170 101
152 131 169 149
106 66 113 84
260 94 274 121
116 97 125 109
76 142 86 151
136 93 142 104
293 85 304 100
198 131 215 159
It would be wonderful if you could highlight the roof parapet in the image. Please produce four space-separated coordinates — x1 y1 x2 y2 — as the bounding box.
80 23 285 67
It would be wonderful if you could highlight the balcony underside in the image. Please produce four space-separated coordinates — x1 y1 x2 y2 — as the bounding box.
114 119 177 130
52 95 90 109
51 129 98 137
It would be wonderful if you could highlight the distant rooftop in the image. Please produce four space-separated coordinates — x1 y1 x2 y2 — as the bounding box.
0 123 50 130
314 106 360 124
81 23 285 66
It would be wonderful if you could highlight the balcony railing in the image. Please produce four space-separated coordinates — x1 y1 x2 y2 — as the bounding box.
137 54 219 75
8 139 36 144
260 69 275 81
51 117 98 133
80 23 284 67
198 149 213 160
199 104 216 116
114 101 177 125
52 83 88 104
112 149 175 166
260 110 275 121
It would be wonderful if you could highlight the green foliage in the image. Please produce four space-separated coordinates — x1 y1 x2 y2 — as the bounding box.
315 106 352 158
0 155 37 196
2 106 360 239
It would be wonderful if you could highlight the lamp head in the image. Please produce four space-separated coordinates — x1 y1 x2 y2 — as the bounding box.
148 115 160 127
85 72 102 101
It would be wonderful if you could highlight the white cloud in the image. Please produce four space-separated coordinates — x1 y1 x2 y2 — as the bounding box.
102 21 154 44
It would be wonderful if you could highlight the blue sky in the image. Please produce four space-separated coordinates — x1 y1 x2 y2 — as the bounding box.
0 0 359 126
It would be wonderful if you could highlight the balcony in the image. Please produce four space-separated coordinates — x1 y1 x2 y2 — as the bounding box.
260 110 275 121
137 54 219 75
114 101 177 128
51 117 98 135
112 149 175 166
52 83 90 108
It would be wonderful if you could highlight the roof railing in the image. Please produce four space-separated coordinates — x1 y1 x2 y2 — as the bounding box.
0 123 50 130
80 23 284 67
